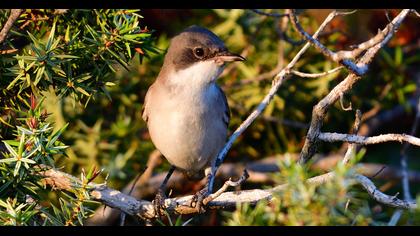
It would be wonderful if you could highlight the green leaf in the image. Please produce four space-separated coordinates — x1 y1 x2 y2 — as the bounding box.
48 123 69 147
13 160 22 176
46 21 57 51
394 46 402 66
0 157 18 163
2 141 18 158
20 158 36 164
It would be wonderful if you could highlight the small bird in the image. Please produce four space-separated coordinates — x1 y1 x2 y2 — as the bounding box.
142 25 245 215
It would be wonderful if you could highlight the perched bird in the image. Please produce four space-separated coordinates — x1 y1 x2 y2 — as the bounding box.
142 25 245 215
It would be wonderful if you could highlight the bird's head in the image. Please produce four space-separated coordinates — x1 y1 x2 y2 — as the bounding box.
161 25 245 86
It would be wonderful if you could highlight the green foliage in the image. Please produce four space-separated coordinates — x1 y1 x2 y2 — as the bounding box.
1 9 156 135
0 9 154 225
1 9 420 226
225 157 374 226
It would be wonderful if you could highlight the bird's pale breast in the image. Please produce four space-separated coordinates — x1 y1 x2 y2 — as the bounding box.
146 83 227 172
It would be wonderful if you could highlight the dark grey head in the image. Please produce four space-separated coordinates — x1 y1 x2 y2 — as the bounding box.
162 25 245 72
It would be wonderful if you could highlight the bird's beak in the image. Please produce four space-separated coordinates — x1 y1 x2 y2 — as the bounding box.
214 50 246 62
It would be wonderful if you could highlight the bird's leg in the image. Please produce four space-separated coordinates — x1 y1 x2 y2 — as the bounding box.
153 165 176 218
190 166 214 213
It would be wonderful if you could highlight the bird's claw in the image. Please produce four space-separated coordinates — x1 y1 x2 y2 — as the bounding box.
153 188 167 218
190 186 209 213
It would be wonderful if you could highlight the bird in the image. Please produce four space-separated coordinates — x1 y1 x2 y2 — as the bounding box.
141 25 245 215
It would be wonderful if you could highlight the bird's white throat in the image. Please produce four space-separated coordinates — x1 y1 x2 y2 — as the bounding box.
169 60 225 92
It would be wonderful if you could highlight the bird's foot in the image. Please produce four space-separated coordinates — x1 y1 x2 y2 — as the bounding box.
190 186 210 213
153 188 167 218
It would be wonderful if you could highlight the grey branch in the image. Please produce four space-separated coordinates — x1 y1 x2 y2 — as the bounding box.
289 9 410 76
87 153 420 225
0 9 23 44
318 132 420 147
210 6 344 192
39 165 418 220
299 9 412 164
90 171 417 219
354 174 417 209
342 110 362 164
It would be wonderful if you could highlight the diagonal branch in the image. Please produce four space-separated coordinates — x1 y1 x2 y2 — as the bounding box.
298 9 412 164
0 9 23 44
210 7 348 193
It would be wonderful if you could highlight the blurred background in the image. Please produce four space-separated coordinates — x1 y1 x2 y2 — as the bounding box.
2 9 419 225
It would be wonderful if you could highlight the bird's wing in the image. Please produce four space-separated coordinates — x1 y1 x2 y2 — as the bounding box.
215 85 230 127
141 83 155 123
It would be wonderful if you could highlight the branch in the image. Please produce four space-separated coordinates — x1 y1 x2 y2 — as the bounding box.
354 174 417 209
388 96 420 225
41 168 417 220
298 9 412 164
210 7 345 192
0 9 23 44
342 110 362 164
289 9 368 76
318 132 420 147
87 153 420 225
291 66 343 78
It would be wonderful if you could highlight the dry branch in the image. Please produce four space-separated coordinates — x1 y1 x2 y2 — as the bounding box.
87 153 420 225
298 9 412 164
41 166 417 220
0 9 22 44
210 7 348 193
291 66 343 78
318 132 420 147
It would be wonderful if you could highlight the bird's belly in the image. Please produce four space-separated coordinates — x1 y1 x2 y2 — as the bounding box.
148 105 226 172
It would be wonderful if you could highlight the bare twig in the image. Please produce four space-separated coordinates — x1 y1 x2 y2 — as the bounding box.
39 166 417 220
354 174 416 209
339 92 353 111
318 132 420 147
291 66 343 78
0 9 23 44
93 153 420 224
203 169 249 205
342 110 362 164
95 172 417 219
388 96 420 225
210 7 344 193
289 9 368 76
298 9 412 164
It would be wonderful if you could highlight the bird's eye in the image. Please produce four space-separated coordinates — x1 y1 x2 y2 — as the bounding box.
193 47 205 58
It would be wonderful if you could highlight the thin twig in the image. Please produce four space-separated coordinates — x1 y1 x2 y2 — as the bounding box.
289 9 368 76
291 66 343 78
342 110 362 164
298 9 412 164
209 8 342 193
0 9 23 44
203 169 249 205
388 96 420 225
354 174 416 209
